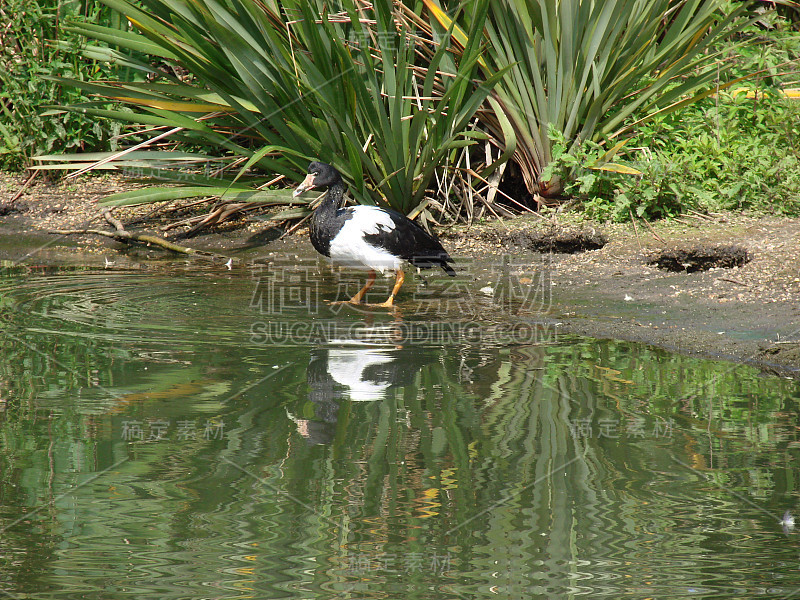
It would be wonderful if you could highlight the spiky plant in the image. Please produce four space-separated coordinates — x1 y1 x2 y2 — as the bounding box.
37 0 504 223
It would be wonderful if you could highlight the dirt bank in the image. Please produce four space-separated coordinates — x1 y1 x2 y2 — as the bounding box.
444 212 799 375
2 172 799 376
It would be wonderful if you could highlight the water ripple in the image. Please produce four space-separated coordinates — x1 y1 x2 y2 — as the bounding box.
0 264 798 599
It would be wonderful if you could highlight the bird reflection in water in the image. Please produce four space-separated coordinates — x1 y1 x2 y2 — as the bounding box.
287 324 435 445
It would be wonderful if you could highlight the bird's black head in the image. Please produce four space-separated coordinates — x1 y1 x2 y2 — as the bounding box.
293 161 342 197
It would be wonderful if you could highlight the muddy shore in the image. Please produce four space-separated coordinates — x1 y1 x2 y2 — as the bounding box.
2 172 799 377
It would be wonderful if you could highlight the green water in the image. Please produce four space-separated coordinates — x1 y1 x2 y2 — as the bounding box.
1 260 799 599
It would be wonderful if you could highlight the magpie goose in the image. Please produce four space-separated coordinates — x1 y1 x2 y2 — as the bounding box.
293 161 455 307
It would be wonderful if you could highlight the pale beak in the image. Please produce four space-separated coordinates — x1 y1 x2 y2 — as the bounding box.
293 172 317 197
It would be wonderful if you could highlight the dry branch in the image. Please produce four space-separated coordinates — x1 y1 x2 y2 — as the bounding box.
49 208 232 260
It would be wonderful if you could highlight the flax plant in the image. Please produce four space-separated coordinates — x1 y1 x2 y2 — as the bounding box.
424 0 756 198
38 0 503 218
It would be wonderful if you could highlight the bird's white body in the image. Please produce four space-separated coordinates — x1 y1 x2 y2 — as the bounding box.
326 348 395 401
328 206 402 274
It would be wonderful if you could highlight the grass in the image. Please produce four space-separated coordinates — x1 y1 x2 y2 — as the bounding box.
542 12 800 221
0 0 127 171
544 93 800 221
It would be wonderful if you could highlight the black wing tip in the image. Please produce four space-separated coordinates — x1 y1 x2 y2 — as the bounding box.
410 253 457 276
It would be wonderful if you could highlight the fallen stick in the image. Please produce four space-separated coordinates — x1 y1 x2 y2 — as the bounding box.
49 208 232 260
103 207 126 232
11 171 39 203
641 218 666 245
629 208 642 252
50 227 200 253
717 277 750 287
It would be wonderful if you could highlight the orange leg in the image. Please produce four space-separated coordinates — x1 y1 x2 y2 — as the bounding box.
348 270 377 304
377 269 405 307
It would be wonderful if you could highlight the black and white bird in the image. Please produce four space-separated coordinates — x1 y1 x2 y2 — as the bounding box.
293 161 456 307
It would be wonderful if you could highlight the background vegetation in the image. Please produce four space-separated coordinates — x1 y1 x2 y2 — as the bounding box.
0 0 127 171
547 12 800 221
4 0 800 223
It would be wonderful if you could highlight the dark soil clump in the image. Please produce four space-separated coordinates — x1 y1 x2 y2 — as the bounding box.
648 245 750 273
504 228 608 254
0 202 27 215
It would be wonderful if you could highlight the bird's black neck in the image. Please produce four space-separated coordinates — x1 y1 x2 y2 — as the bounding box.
324 180 345 211
313 180 344 220
309 179 346 257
